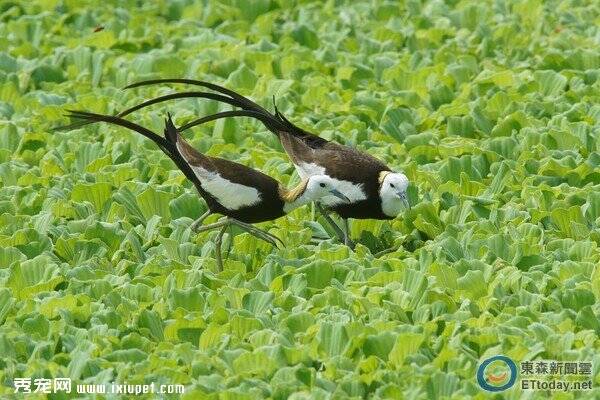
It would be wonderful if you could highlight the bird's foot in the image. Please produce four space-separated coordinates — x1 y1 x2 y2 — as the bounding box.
192 217 283 272
191 217 229 272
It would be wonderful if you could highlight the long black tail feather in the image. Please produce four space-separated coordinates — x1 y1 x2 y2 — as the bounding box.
123 78 293 134
124 78 270 114
62 110 171 148
58 110 201 188
179 109 286 132
116 91 247 118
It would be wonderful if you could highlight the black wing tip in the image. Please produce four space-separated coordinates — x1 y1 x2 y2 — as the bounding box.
163 112 178 143
272 95 282 116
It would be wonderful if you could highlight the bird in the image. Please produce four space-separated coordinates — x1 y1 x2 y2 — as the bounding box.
58 110 350 270
116 78 411 248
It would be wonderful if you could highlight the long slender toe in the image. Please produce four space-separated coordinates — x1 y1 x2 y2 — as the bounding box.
190 210 211 231
230 219 284 248
193 218 228 233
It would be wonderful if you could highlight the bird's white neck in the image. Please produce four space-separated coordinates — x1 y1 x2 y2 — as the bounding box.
280 180 313 213
283 190 315 213
380 190 404 217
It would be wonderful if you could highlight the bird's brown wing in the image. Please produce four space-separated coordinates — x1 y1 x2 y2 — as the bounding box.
209 157 281 192
174 135 217 177
279 131 389 181
164 114 281 197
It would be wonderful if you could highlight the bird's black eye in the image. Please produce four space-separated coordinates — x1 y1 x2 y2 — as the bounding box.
390 183 395 188
319 182 326 187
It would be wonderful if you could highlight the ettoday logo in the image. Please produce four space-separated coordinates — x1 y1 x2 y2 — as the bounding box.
477 355 518 392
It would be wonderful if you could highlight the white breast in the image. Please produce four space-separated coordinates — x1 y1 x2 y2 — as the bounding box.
190 165 262 210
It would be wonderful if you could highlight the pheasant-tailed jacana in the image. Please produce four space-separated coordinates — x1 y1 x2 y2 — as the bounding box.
59 111 350 270
116 79 410 247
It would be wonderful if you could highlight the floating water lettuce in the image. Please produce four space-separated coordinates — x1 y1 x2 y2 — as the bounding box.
0 0 599 398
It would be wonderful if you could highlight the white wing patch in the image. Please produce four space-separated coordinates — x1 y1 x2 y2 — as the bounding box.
296 162 326 179
320 178 367 206
295 162 366 206
190 165 262 210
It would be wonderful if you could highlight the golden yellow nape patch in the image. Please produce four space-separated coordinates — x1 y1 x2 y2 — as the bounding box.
378 171 391 185
279 179 308 202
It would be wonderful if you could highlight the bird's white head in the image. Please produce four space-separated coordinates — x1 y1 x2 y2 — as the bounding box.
282 175 351 213
305 175 351 203
379 171 410 217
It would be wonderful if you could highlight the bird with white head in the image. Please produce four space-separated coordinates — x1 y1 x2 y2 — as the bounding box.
114 78 412 247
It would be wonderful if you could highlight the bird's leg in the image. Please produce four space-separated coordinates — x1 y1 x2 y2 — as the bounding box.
214 224 228 272
193 218 229 233
190 210 211 231
229 219 284 248
190 217 231 271
316 203 345 241
193 218 281 269
343 218 355 249
316 203 355 248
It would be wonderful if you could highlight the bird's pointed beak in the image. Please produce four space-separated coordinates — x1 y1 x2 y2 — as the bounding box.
330 189 351 203
398 191 410 209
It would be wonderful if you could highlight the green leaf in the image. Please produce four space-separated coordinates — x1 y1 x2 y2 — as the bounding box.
113 186 145 223
318 323 348 357
388 332 424 367
136 187 173 222
228 64 258 90
30 64 66 86
0 246 26 268
152 55 187 76
169 287 205 312
0 288 14 324
291 25 319 49
242 291 274 314
170 192 205 220
457 270 487 300
232 351 277 377
138 309 164 340
299 260 333 289
6 255 64 300
71 182 112 213
284 312 314 334
105 349 147 363
0 52 17 73
534 70 567 96
363 332 397 361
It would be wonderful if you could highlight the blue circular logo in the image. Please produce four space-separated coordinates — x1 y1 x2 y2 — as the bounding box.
477 355 518 392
